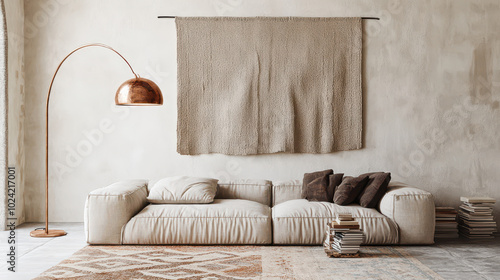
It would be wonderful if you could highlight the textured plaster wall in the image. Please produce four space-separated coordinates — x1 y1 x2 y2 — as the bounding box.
0 0 6 230
23 0 500 223
4 0 25 226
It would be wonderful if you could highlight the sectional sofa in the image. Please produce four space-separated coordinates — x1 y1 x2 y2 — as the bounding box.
84 179 435 245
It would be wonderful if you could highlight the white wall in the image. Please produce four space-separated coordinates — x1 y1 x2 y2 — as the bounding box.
24 0 500 223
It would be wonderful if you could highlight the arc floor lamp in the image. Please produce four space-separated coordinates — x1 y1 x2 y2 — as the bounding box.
30 43 163 238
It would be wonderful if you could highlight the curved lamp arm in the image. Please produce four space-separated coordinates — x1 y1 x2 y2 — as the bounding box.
41 44 140 236
46 43 138 107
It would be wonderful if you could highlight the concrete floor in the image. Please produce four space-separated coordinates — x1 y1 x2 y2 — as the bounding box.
0 223 86 280
402 237 500 280
0 223 499 280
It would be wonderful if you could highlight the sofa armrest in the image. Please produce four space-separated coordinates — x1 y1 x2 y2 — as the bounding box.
84 179 148 244
379 181 435 245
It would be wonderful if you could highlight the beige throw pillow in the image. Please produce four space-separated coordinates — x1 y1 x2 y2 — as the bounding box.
147 176 218 204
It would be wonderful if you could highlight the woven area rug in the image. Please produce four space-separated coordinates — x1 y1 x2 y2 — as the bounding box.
35 246 443 280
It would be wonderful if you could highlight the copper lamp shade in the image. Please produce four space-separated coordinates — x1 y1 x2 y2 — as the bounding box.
116 77 163 106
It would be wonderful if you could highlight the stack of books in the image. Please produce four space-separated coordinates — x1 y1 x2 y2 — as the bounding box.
435 207 459 238
458 197 497 239
324 213 363 256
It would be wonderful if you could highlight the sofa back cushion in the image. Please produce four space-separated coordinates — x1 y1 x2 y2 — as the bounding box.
215 179 272 206
272 180 302 206
148 176 218 204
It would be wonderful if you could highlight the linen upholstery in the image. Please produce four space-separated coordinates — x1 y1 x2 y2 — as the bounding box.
215 179 272 206
379 181 435 244
84 180 148 244
272 199 398 244
85 179 434 245
147 176 218 204
272 180 302 206
122 199 272 244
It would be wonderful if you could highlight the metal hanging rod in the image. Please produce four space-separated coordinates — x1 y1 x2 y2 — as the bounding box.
158 16 380 20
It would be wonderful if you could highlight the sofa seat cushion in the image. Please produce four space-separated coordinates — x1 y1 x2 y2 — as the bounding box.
122 199 272 244
272 199 398 245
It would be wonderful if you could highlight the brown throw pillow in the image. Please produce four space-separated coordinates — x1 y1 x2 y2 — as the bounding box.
357 172 391 208
333 174 369 205
327 173 344 202
302 169 333 198
305 176 329 201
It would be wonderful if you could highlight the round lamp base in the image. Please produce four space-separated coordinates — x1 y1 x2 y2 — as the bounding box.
30 229 67 238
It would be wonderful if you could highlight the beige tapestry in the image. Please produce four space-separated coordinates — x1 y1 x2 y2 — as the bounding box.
177 17 362 155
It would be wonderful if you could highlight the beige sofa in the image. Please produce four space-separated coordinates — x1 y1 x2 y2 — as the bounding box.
84 179 435 245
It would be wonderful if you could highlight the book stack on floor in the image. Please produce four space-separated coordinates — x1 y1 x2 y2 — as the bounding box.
435 207 459 239
458 197 497 239
324 213 363 257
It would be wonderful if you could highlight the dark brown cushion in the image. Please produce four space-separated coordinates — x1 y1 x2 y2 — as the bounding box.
357 172 391 208
302 169 333 198
305 176 329 201
333 174 369 205
327 173 344 202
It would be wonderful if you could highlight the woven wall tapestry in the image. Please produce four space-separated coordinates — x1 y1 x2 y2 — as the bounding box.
176 17 362 155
